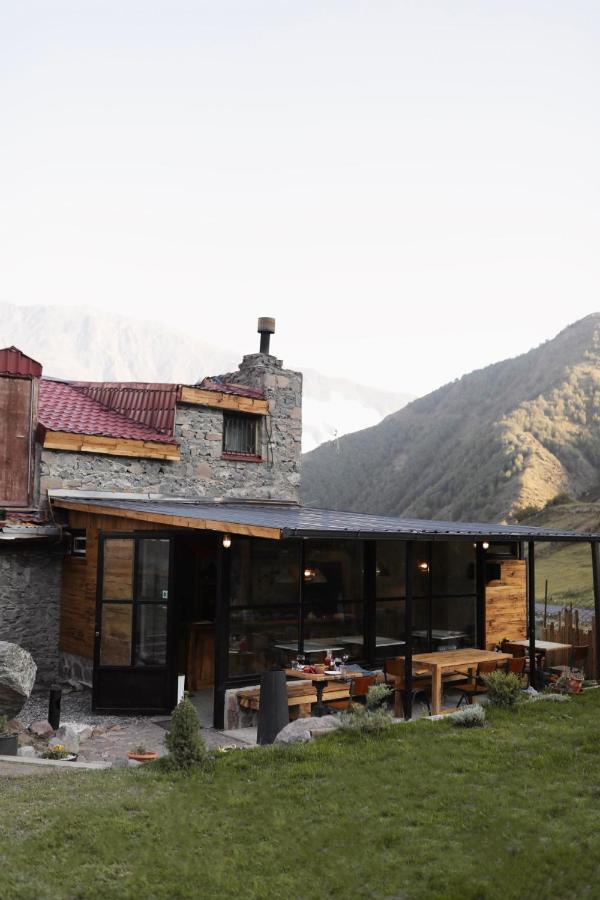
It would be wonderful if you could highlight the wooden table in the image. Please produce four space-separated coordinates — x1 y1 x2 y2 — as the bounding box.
413 649 512 715
504 639 571 653
285 668 349 717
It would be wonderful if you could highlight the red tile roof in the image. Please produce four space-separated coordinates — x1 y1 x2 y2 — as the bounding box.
39 380 178 445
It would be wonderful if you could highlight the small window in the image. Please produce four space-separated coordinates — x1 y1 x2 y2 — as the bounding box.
70 529 87 557
223 413 260 459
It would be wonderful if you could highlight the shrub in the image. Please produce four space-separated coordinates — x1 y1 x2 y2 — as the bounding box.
338 685 394 734
451 705 486 727
164 696 208 770
482 671 523 707
365 684 392 710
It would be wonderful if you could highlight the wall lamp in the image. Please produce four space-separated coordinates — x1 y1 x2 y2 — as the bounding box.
222 534 232 549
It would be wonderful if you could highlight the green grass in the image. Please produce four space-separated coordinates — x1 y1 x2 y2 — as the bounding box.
4 694 600 899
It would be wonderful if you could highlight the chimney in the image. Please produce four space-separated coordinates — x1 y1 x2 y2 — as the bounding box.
257 317 276 355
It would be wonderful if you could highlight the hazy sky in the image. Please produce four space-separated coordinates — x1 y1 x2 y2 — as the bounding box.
1 1 599 396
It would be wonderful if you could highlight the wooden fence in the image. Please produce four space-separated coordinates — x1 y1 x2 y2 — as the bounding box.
540 607 597 679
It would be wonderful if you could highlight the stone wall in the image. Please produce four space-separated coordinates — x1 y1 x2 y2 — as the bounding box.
0 543 63 686
40 353 302 503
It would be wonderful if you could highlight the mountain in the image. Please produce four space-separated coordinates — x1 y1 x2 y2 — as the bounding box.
0 302 412 451
302 314 600 522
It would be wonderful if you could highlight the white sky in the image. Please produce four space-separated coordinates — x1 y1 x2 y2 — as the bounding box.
1 1 599 396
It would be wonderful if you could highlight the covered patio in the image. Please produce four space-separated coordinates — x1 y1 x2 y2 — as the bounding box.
51 493 600 727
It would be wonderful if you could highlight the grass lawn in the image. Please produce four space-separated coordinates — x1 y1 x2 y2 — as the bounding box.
3 694 600 900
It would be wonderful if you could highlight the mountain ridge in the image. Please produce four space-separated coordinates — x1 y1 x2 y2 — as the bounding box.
302 314 600 522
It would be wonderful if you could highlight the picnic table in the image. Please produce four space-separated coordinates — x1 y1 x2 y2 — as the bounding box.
285 668 350 717
412 648 513 715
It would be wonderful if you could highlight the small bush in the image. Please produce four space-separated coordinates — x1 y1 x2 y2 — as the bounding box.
482 671 523 707
164 696 208 770
365 684 392 710
338 705 393 734
451 705 486 728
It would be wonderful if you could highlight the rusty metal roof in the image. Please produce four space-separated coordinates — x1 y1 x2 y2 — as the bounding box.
0 346 42 378
198 377 264 399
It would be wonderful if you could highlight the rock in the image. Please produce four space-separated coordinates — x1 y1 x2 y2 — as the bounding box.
7 719 27 734
53 724 80 754
17 746 36 758
57 722 93 743
0 642 37 718
274 715 340 745
30 720 55 738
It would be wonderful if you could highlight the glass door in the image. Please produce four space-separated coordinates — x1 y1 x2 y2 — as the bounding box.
93 535 175 713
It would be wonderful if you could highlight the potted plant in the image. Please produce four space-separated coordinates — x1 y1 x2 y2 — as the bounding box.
0 715 18 756
128 744 158 763
41 743 77 762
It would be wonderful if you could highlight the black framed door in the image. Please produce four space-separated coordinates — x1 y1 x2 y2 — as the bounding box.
93 533 176 714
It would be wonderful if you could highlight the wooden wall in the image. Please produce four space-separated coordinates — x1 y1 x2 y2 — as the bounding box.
59 511 160 660
484 559 527 649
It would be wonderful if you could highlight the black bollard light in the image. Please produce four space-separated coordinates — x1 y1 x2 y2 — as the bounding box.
257 669 288 745
48 685 62 730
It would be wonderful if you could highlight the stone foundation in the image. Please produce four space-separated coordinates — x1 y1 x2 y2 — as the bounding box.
59 651 93 687
0 543 63 686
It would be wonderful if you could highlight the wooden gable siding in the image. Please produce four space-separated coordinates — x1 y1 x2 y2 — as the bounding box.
484 559 527 650
59 511 164 660
0 376 35 506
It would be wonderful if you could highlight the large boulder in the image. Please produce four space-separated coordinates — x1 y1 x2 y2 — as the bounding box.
274 715 340 745
0 642 37 718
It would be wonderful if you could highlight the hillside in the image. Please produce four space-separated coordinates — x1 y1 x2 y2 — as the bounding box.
302 314 600 522
0 302 411 451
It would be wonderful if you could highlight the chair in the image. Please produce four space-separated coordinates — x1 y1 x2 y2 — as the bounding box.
505 655 528 686
454 660 500 708
326 674 377 711
384 657 431 717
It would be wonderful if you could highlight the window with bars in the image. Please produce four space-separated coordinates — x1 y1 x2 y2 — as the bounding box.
222 413 260 458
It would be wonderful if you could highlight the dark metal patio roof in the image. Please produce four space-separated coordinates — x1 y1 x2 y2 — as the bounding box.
49 494 600 543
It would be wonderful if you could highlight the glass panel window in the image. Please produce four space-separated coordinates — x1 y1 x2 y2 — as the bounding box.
138 539 170 602
431 595 476 650
229 608 299 676
303 540 363 604
250 543 299 606
135 604 167 665
431 543 476 595
100 603 132 665
102 539 134 601
375 600 406 656
303 603 364 661
376 542 406 599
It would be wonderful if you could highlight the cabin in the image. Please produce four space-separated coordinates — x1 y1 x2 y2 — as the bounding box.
1 320 600 727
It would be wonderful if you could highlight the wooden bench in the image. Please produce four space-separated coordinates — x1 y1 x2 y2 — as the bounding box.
238 681 350 719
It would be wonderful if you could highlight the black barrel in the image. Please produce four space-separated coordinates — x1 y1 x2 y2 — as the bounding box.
48 685 62 730
257 669 288 745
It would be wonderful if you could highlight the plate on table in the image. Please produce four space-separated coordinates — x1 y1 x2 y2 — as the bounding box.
324 669 341 675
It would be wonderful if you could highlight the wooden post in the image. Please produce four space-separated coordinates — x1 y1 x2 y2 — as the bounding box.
403 541 414 720
591 542 600 682
527 541 537 688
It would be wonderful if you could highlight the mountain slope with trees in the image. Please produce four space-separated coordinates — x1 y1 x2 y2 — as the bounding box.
302 314 600 522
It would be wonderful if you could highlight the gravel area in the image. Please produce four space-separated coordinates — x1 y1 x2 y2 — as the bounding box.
14 688 250 765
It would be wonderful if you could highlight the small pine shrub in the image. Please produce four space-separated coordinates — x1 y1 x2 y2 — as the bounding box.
164 696 208 770
451 705 486 728
482 671 523 707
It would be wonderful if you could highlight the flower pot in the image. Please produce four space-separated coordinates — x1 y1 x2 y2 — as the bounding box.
127 751 157 763
0 733 18 756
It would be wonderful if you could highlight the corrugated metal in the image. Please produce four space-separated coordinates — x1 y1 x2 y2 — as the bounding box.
71 382 179 435
49 496 600 543
0 346 42 378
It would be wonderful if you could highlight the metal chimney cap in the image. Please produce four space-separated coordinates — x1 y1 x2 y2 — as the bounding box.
257 317 276 334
